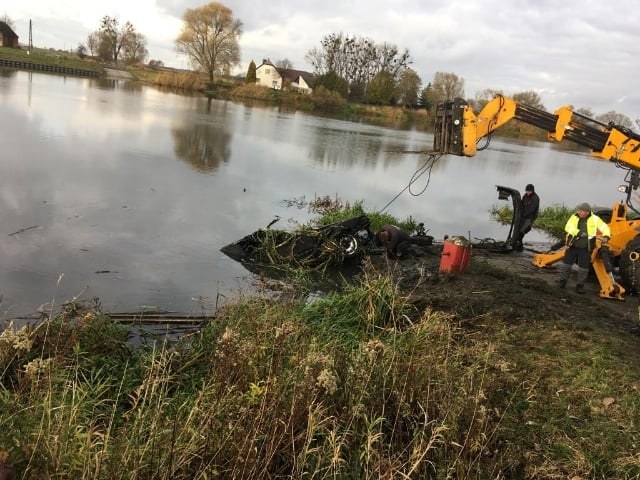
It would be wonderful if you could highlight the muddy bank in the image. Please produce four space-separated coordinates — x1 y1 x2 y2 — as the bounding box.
369 242 640 334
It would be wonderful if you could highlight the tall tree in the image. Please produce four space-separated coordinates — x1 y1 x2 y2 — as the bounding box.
394 68 421 108
121 31 148 65
176 2 242 83
87 18 147 64
512 90 545 110
366 70 395 105
246 60 256 83
430 72 465 105
100 16 135 64
420 82 433 110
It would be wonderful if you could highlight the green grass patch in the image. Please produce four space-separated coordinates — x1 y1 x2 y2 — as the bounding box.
0 46 103 73
308 197 419 234
491 203 573 239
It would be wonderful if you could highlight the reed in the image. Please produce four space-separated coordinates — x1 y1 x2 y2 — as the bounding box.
491 203 573 240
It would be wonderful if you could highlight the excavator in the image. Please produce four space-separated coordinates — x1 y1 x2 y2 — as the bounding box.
433 95 640 300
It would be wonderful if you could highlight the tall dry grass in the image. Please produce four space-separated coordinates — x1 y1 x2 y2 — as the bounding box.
1 260 639 478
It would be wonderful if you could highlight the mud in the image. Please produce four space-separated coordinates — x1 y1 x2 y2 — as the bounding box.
368 242 640 334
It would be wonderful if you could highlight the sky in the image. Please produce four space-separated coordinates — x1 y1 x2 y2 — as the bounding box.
6 0 640 119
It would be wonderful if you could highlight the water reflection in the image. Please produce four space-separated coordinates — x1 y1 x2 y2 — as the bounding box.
172 122 231 172
87 78 143 93
0 68 17 97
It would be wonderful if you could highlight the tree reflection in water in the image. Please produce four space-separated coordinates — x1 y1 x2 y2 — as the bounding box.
172 122 231 172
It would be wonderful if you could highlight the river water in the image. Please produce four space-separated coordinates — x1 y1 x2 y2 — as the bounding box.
0 70 630 317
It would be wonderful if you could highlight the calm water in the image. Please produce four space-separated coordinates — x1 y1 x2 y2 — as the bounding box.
0 70 629 316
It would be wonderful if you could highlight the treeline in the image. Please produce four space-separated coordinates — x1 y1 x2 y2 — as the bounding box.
4 2 634 127
303 32 634 127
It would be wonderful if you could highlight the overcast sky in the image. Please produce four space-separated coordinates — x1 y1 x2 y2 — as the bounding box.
7 0 640 118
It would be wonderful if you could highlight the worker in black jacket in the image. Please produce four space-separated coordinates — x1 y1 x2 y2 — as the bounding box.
514 183 540 251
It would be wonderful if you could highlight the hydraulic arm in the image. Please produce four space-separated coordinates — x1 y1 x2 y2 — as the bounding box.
434 96 640 173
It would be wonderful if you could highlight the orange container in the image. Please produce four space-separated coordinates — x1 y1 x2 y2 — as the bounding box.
439 239 472 273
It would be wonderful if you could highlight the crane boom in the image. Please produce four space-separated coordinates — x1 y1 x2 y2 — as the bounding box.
434 96 640 171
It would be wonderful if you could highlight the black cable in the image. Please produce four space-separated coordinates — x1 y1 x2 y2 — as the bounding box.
476 94 505 152
378 153 441 213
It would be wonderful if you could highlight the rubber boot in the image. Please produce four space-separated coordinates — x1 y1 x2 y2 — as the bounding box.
575 267 589 294
556 262 571 288
512 233 524 252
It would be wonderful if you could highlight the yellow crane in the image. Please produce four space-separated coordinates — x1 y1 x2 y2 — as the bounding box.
433 95 640 300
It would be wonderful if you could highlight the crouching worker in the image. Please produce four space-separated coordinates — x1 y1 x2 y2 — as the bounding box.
557 202 610 294
377 224 411 259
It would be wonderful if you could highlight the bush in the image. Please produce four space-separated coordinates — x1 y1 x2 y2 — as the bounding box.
310 86 346 111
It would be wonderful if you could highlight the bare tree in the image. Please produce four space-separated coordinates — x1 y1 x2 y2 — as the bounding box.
575 107 595 118
176 2 242 83
430 72 465 104
87 18 147 65
473 88 503 111
512 90 545 110
99 16 137 64
276 58 293 69
86 32 100 57
306 32 410 87
122 31 148 65
596 111 633 129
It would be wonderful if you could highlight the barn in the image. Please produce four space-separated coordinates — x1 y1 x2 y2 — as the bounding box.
0 21 19 48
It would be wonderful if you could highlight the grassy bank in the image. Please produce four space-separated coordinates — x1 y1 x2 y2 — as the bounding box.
1 262 639 479
0 46 103 74
2 202 639 478
0 47 546 136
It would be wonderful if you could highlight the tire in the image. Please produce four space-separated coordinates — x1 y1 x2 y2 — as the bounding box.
337 234 360 258
618 237 640 292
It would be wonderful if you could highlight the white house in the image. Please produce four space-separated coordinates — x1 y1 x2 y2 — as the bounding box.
255 59 315 94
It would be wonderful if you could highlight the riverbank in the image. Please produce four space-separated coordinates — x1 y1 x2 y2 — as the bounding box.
0 47 546 136
130 66 432 130
2 202 640 478
0 46 103 76
1 250 639 478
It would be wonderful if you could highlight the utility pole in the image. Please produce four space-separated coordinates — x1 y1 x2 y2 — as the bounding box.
28 19 33 52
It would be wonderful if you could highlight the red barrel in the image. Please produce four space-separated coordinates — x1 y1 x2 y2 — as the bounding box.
439 238 472 273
